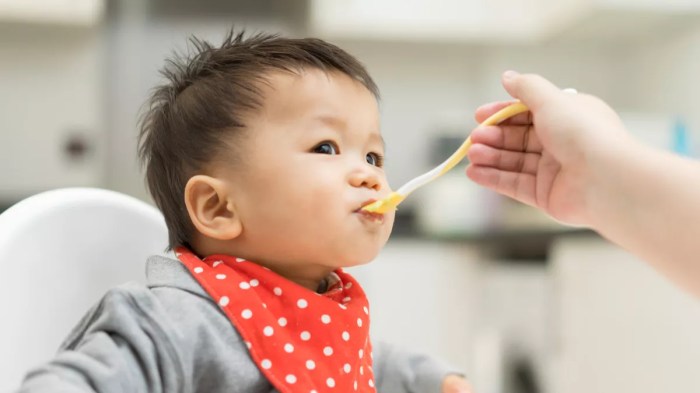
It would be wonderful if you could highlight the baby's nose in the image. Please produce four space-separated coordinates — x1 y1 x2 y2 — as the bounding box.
349 169 381 191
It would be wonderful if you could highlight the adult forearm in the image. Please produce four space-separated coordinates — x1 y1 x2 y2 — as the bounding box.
588 141 700 296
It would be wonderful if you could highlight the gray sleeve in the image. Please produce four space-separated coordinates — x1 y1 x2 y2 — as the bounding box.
18 286 187 393
373 340 463 393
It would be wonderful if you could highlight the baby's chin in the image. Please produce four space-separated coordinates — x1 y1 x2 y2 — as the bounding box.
334 246 385 268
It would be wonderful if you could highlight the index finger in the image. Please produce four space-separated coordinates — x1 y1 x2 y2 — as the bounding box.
475 101 532 126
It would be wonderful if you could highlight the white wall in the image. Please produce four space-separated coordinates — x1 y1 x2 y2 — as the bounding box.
616 25 700 146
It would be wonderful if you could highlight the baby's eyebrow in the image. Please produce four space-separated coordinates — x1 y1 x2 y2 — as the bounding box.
368 132 386 150
313 114 384 149
314 114 346 130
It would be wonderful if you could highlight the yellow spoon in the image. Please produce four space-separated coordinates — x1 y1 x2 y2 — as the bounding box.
361 101 529 214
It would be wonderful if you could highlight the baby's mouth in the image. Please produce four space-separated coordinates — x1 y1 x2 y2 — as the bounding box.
356 200 385 222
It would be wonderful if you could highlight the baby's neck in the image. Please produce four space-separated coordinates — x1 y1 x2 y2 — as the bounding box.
315 272 341 294
264 263 336 292
189 239 335 292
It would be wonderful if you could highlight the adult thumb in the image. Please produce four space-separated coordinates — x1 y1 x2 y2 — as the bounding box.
501 71 562 111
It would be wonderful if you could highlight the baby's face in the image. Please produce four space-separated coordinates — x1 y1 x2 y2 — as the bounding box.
219 69 394 272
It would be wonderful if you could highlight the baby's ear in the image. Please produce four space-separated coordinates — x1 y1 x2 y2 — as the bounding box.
184 175 242 241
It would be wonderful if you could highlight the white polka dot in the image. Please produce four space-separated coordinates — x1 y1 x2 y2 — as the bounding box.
359 349 363 359
345 282 353 289
323 346 333 356
368 379 374 388
263 326 274 336
342 331 350 341
342 297 351 303
339 304 347 310
212 260 223 267
278 317 287 327
175 252 182 257
326 377 335 388
250 279 259 287
321 314 331 324
297 299 308 309
216 274 226 280
241 309 252 319
262 303 267 308
285 374 297 384
343 363 351 373
357 318 363 327
284 343 294 353
300 331 311 341
245 341 251 349
194 267 204 274
274 287 282 296
306 359 316 370
261 359 271 369
218 296 229 307
363 306 369 315
354 380 358 390
360 366 364 375
239 282 251 290
236 257 245 262
311 390 318 393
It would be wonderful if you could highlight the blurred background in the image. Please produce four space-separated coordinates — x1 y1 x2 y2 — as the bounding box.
3 0 700 392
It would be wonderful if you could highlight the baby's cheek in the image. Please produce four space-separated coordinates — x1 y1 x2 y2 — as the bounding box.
384 210 396 228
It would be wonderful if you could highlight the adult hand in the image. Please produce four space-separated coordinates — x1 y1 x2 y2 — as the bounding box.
466 71 631 227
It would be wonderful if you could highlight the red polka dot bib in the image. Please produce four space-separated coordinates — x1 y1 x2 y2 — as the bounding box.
175 247 376 393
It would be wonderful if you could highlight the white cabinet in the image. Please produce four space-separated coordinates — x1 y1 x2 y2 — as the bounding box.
0 24 104 200
352 240 552 393
309 0 579 43
549 236 700 393
309 0 700 43
349 240 482 373
0 0 104 26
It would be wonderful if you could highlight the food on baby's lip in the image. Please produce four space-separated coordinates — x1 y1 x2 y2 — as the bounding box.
360 192 404 214
357 209 384 222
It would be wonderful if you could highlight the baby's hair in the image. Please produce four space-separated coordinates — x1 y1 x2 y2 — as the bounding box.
137 28 379 249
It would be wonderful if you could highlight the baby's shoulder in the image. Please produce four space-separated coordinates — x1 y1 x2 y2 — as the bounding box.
143 282 248 349
141 283 267 388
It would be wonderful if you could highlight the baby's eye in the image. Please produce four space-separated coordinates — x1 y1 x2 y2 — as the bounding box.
366 152 384 167
312 141 339 155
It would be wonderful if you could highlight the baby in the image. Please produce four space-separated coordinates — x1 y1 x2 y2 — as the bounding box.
19 30 470 393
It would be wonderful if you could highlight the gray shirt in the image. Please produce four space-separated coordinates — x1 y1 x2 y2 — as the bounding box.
19 255 458 392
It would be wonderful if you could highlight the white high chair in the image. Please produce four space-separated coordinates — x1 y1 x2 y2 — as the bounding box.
0 188 168 390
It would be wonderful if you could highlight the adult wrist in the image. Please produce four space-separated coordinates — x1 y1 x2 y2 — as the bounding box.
583 134 647 232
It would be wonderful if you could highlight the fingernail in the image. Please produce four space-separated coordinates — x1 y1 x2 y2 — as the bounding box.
503 70 519 80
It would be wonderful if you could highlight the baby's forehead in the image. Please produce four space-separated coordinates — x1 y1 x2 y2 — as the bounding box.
252 68 380 124
259 67 373 97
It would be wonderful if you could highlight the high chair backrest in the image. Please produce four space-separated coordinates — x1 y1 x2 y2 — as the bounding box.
0 188 168 390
